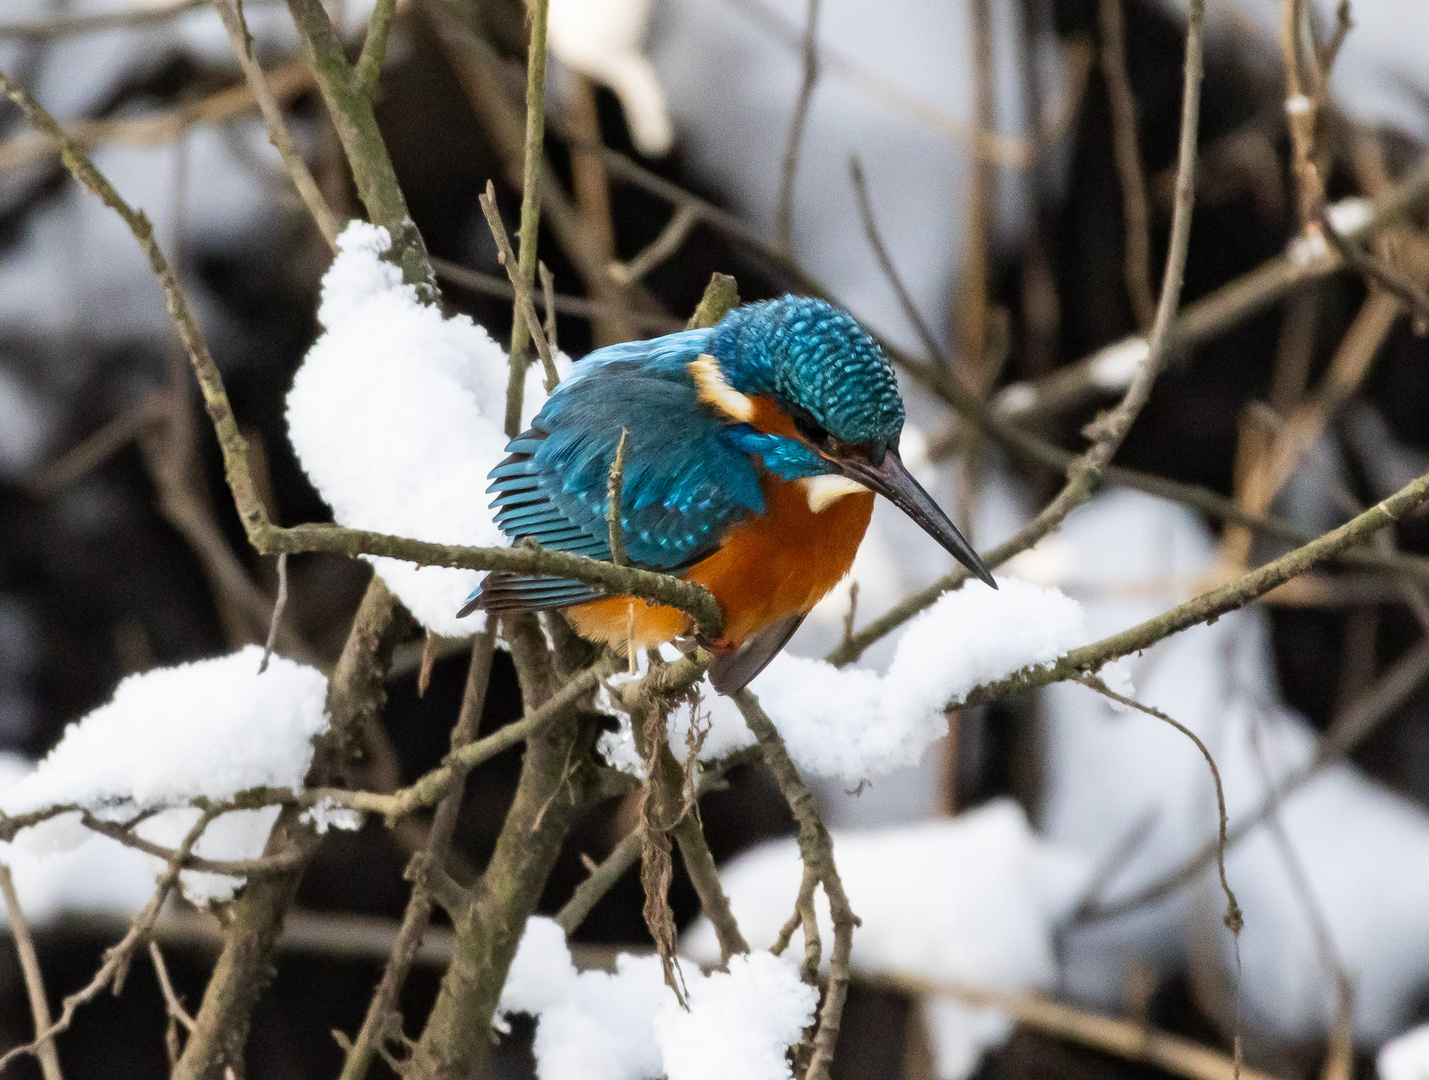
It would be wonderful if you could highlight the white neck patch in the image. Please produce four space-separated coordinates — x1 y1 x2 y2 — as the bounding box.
800 473 870 513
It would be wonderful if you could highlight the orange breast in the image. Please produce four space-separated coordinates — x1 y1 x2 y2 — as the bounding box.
566 476 874 653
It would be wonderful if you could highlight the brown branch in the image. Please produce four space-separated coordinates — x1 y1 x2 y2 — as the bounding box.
879 975 1286 1080
0 0 209 39
672 811 749 965
0 62 315 177
26 392 169 496
1080 677 1242 934
479 180 560 395
608 206 697 287
1320 210 1429 324
0 806 218 1074
149 942 196 1065
0 864 64 1080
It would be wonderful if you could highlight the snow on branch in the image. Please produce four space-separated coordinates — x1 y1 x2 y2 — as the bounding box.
286 222 569 636
683 801 1090 1080
600 577 1096 783
0 646 330 903
498 916 817 1080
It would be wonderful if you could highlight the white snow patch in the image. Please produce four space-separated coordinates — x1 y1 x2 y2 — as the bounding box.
684 800 1089 1080
653 951 818 1080
287 222 568 636
1381 1024 1429 1080
498 916 814 1080
757 577 1084 782
500 914 817 1080
598 578 1085 783
0 646 327 816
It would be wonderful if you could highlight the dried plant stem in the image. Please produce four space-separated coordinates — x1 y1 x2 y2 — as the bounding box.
502 0 552 437
0 865 64 1080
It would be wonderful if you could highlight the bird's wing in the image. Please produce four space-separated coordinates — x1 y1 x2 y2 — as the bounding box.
464 342 765 616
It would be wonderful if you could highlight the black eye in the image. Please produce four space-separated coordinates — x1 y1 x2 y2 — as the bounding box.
793 414 830 446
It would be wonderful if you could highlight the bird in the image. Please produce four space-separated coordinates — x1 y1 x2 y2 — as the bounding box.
458 295 996 693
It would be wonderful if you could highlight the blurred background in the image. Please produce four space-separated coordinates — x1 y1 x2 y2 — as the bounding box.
4 0 1429 1077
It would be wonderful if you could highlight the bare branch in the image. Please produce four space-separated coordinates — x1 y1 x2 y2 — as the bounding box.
0 864 64 1080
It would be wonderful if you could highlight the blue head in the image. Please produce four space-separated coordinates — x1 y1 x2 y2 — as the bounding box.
702 296 996 588
707 296 905 457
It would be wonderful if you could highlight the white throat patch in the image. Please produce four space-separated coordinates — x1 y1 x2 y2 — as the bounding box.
800 473 870 513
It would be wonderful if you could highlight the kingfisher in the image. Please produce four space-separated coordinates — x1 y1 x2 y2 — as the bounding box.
458 295 995 693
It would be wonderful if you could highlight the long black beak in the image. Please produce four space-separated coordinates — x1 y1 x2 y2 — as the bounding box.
838 449 998 589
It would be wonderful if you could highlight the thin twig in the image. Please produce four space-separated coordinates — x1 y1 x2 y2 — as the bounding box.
1079 634 1429 923
1319 210 1429 325
555 831 643 933
339 629 496 1080
26 393 170 496
1100 0 1156 331
776 0 821 251
538 261 559 352
0 0 211 40
736 691 858 1080
607 429 631 568
608 207 697 286
0 807 219 1074
671 811 749 966
502 0 553 437
1080 677 1242 934
212 0 343 246
848 156 949 369
431 255 681 334
258 552 289 674
149 941 195 1064
958 467 1429 707
0 864 64 1080
479 180 561 396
